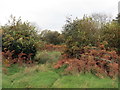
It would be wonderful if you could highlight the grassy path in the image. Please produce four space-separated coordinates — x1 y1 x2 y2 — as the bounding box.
2 64 118 88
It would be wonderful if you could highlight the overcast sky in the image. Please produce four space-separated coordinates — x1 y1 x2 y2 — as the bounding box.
0 0 119 32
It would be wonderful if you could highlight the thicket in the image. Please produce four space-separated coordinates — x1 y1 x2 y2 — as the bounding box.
54 44 119 78
2 14 120 78
53 14 120 78
101 22 120 53
2 15 43 61
62 14 120 58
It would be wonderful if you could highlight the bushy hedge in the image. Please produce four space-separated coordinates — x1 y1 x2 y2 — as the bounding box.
101 22 120 54
62 15 120 58
2 16 42 59
54 45 119 78
63 16 100 58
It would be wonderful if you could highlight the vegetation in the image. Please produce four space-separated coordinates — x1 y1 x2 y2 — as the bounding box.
101 15 120 53
63 14 120 58
63 16 100 58
40 30 64 45
54 45 119 78
34 51 61 64
2 15 43 59
2 14 120 88
2 64 118 88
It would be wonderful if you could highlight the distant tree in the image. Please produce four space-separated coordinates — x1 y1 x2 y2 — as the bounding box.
40 30 64 45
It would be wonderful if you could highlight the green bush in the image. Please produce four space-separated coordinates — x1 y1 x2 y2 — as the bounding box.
34 51 61 64
101 21 120 53
62 16 100 58
2 15 42 59
63 15 120 58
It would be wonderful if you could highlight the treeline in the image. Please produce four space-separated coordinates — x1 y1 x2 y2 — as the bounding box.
40 30 64 45
1 13 120 78
40 13 120 58
1 13 120 62
63 13 120 58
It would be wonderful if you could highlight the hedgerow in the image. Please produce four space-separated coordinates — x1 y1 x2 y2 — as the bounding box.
54 44 119 78
2 15 43 60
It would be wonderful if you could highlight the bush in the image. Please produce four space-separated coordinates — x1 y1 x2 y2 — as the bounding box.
2 50 34 67
54 45 119 78
101 21 120 54
62 16 100 58
2 15 42 60
34 51 61 64
63 15 120 59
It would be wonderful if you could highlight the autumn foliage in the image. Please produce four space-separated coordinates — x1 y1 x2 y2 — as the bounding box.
44 44 66 52
2 15 120 79
54 44 119 78
2 49 33 67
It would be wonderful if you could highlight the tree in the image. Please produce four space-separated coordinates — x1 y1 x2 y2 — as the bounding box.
62 15 100 58
101 14 120 53
40 30 64 45
2 15 40 59
91 13 112 24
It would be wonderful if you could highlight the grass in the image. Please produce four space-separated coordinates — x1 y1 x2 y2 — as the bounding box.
52 73 118 88
2 63 118 88
34 51 61 64
9 71 59 88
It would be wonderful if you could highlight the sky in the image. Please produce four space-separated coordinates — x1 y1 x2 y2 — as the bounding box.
0 0 119 32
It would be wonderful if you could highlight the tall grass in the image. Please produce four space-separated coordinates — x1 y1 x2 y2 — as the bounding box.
2 64 118 88
52 73 118 88
34 51 61 64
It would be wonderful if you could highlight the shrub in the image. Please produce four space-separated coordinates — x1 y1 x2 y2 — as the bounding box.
2 50 34 67
101 21 120 54
34 51 61 64
62 15 120 58
54 45 119 78
2 15 42 60
62 16 100 58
